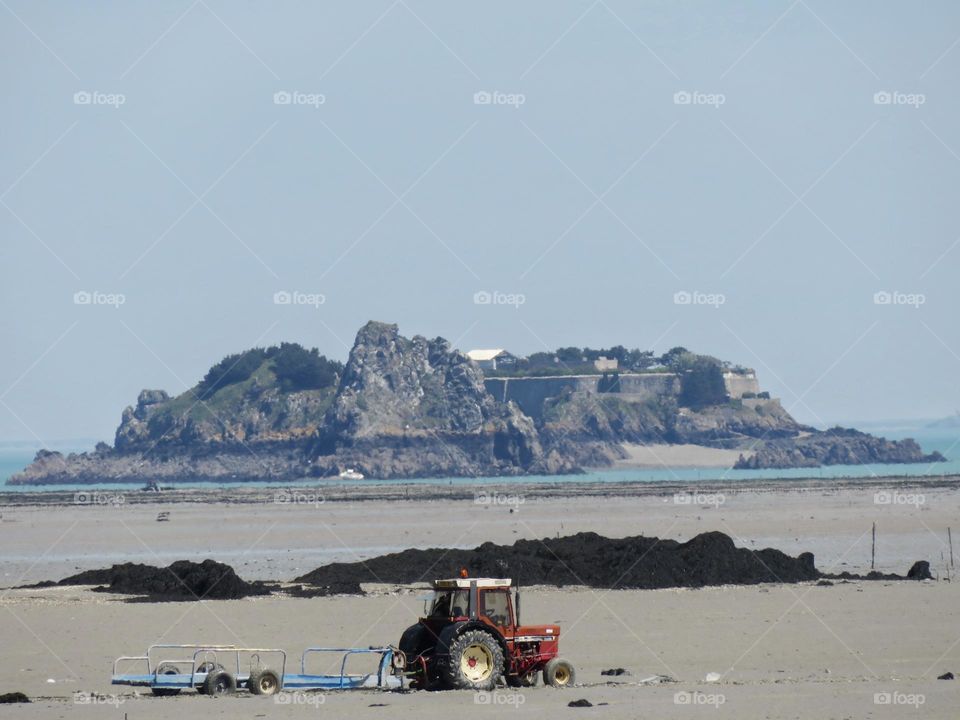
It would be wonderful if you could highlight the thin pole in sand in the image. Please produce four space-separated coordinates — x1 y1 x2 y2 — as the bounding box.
871 522 876 571
949 527 954 569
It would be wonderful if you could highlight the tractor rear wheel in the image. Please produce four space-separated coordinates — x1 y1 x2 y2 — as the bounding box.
248 668 281 696
543 658 575 688
440 629 503 690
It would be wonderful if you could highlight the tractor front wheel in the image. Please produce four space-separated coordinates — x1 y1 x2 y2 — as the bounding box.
543 658 575 688
440 629 504 691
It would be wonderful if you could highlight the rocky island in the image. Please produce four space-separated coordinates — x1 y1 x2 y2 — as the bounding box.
8 320 944 485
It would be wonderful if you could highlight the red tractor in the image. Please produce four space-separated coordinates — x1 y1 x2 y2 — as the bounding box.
398 574 575 690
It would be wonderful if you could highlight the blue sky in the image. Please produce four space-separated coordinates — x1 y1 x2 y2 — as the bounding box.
2 1 959 442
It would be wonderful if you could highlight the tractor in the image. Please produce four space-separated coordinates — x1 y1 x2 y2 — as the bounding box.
398 573 575 690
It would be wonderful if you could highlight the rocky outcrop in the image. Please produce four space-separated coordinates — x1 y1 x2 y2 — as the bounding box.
312 321 571 478
9 323 572 484
734 427 946 469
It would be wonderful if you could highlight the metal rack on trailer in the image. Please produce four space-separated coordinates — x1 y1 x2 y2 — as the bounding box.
111 644 404 696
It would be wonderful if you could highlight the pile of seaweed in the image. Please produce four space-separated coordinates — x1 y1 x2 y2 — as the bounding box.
295 531 824 589
43 559 272 600
295 531 932 589
23 532 932 600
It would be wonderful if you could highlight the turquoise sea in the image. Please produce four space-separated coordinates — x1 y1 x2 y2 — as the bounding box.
1 422 957 492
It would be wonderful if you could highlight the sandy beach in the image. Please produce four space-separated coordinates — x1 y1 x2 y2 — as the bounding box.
2 479 958 718
614 443 751 468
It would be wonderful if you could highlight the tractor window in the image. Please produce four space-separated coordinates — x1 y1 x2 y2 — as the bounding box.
480 589 511 627
430 590 469 618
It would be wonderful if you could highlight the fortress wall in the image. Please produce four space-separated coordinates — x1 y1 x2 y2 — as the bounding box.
723 373 761 398
617 373 681 398
483 376 599 419
484 373 682 420
486 372 762 419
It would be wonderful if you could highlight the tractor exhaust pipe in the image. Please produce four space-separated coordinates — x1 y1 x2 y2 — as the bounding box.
514 578 521 626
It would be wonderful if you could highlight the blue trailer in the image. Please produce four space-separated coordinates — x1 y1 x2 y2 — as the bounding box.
111 643 405 696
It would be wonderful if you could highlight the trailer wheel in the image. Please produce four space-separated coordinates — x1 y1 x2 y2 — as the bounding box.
151 665 181 697
543 658 575 688
195 662 224 694
440 629 504 691
203 669 237 696
248 668 281 696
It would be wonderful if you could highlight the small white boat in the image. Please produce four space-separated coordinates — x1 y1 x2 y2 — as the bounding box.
338 468 364 481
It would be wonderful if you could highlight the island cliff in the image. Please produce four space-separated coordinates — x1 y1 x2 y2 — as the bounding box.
8 321 944 485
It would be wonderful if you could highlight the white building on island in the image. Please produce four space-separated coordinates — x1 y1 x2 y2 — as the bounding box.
466 349 518 371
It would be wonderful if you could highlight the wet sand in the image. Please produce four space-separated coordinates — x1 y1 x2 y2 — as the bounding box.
1 478 958 718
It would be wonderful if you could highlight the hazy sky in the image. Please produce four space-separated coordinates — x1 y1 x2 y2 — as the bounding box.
2 1 959 444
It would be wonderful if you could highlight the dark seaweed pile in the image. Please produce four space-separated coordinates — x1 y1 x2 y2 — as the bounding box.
25 532 931 601
296 531 822 589
54 559 271 600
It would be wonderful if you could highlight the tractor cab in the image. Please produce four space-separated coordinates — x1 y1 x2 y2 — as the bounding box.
428 577 514 629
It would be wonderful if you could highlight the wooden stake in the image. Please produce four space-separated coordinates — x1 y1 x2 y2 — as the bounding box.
871 522 876 571
949 527 954 569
